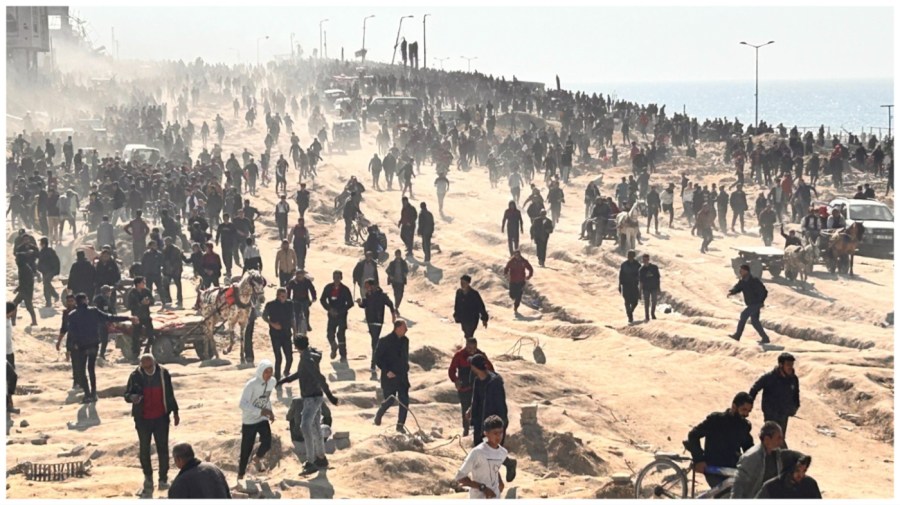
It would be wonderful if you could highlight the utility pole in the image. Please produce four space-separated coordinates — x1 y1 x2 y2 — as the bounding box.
460 55 478 72
324 29 328 59
391 15 414 65
739 40 775 129
256 35 269 67
319 19 329 59
881 104 893 140
110 27 115 59
361 14 375 62
290 32 295 58
423 13 431 69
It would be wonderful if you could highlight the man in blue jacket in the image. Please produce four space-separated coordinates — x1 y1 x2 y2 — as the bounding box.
66 293 136 402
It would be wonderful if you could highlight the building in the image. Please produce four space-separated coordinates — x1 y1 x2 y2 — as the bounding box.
7 6 51 74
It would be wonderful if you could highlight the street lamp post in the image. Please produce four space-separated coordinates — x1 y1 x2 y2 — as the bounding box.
423 13 431 69
739 40 775 129
362 14 375 62
256 35 269 67
391 15 414 65
881 105 893 140
435 57 449 69
460 55 478 72
319 19 329 59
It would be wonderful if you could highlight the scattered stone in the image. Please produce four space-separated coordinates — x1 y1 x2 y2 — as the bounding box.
31 433 50 445
540 471 559 480
815 426 836 437
57 444 86 457
886 312 893 326
333 431 351 450
89 449 105 460
520 404 539 425
199 358 231 368
611 472 632 485
259 481 280 499
236 362 255 370
280 479 304 488
19 420 29 428
430 425 443 438
232 491 249 499
245 479 260 495
328 369 356 381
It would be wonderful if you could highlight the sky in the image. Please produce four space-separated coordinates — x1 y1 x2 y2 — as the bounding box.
73 4 894 87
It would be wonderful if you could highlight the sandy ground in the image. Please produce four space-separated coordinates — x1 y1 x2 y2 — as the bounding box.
5 92 894 499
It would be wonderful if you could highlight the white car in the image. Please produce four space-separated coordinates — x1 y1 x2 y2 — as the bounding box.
828 198 894 257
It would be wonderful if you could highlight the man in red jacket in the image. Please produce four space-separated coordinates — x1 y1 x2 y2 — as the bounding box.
503 249 534 315
449 338 493 437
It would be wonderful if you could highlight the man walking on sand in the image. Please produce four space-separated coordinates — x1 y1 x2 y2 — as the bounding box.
727 264 771 345
466 354 517 482
618 250 641 323
358 279 397 377
373 319 411 432
748 353 800 442
503 250 533 315
454 275 489 339
530 209 554 268
501 201 524 257
320 270 354 362
448 338 493 437
638 253 661 322
124 353 181 493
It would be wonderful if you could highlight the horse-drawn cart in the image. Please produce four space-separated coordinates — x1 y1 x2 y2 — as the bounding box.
111 314 217 364
730 246 785 279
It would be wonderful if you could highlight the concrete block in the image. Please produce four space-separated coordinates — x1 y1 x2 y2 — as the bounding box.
19 420 29 428
259 481 279 499
324 439 336 454
200 358 231 368
245 479 260 495
328 369 356 381
334 438 351 450
611 472 633 485
332 431 350 439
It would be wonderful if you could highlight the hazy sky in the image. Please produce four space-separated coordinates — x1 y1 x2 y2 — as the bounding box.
75 5 894 86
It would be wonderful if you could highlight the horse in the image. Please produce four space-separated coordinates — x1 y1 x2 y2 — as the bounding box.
197 270 267 361
784 242 819 283
615 200 646 253
818 222 864 275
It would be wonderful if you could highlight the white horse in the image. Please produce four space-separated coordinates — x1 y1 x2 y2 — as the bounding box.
197 270 267 361
615 200 645 253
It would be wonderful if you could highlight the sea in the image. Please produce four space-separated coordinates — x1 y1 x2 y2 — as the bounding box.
572 79 894 138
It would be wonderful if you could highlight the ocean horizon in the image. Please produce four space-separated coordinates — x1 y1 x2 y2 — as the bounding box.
568 78 893 136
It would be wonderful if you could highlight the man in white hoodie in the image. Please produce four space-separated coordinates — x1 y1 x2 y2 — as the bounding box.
238 360 277 481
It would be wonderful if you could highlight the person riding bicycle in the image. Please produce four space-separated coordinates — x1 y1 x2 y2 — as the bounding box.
730 421 784 498
684 392 754 488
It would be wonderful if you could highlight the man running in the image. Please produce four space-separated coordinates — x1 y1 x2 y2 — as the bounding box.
503 250 534 315
727 264 771 345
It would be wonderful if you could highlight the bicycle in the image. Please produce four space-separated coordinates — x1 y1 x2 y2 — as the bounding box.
634 451 736 499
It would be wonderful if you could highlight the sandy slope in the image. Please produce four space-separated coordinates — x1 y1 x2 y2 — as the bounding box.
5 93 894 499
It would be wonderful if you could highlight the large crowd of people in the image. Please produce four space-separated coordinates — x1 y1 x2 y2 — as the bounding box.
6 45 893 499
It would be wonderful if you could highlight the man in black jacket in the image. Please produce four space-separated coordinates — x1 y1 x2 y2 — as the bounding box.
320 270 354 362
358 279 397 376
127 277 155 357
168 442 231 499
684 391 755 488
385 250 409 310
618 250 641 323
467 354 517 482
453 275 489 338
37 238 61 307
67 250 96 301
418 202 435 263
66 293 136 402
398 197 417 256
262 288 294 381
286 269 316 335
94 248 122 313
161 237 185 308
530 209 554 267
142 240 166 304
277 336 339 476
727 264 771 344
374 319 410 432
124 353 181 493
638 253 661 322
730 185 748 233
749 353 800 441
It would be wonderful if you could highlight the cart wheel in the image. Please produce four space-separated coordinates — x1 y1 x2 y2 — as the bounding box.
731 257 743 277
826 256 837 274
769 264 782 278
116 333 139 362
152 336 181 364
748 259 764 279
785 268 797 281
195 338 215 361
